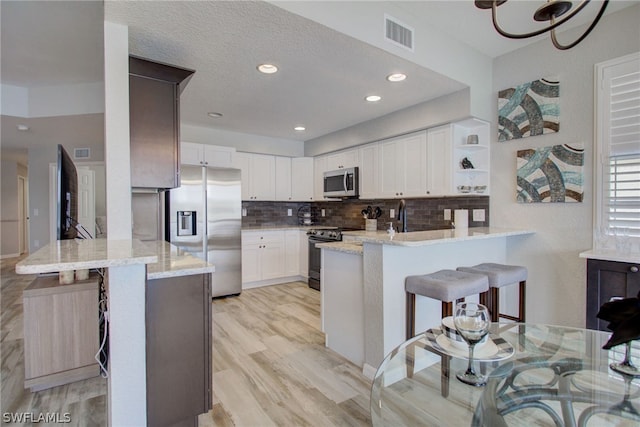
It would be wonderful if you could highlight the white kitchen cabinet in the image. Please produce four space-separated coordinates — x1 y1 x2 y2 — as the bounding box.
291 157 314 201
275 156 292 201
298 230 309 278
241 230 285 284
326 148 359 170
274 157 314 201
451 118 490 195
426 125 453 196
314 156 328 201
284 230 299 277
358 142 379 199
378 131 427 198
235 152 276 201
181 142 235 167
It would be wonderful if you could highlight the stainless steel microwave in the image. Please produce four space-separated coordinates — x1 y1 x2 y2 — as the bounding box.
323 167 359 198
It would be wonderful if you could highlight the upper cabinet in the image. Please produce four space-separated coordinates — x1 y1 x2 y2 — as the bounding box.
234 152 276 201
451 118 490 195
378 131 428 198
129 56 194 189
181 142 235 168
426 125 453 196
275 157 314 202
358 143 379 200
290 157 314 201
326 148 359 170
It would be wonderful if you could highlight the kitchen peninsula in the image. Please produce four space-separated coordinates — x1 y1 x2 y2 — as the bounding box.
15 238 214 426
320 227 534 378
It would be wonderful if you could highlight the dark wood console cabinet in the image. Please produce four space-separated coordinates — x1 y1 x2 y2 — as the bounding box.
146 273 212 426
586 259 640 331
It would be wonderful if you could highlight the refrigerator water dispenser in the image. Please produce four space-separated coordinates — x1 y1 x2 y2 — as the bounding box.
177 211 196 236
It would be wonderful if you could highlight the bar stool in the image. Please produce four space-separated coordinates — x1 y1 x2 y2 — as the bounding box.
404 269 489 397
457 263 528 323
405 269 490 340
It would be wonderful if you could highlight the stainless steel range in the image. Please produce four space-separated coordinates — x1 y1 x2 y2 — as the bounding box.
307 228 343 291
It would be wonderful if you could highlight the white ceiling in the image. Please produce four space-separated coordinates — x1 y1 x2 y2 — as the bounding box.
1 0 636 164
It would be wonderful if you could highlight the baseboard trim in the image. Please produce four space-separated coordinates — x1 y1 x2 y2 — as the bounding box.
0 253 20 260
242 275 308 290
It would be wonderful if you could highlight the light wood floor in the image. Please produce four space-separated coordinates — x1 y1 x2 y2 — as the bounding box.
0 256 372 426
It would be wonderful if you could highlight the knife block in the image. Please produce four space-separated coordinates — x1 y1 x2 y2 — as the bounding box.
365 219 377 232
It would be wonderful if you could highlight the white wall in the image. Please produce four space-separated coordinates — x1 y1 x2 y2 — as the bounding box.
26 145 57 251
181 123 304 157
491 5 640 327
304 88 471 156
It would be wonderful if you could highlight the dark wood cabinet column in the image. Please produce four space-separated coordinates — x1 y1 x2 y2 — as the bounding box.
586 259 640 331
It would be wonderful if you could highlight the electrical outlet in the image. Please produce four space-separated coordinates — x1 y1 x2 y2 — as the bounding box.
287 209 292 216
34 240 40 248
33 208 39 216
241 208 247 217
321 209 326 217
390 208 395 218
473 209 485 222
444 209 451 220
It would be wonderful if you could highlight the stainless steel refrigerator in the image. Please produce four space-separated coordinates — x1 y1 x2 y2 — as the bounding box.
167 166 242 297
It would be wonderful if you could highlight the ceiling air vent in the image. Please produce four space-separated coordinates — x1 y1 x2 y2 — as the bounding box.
384 15 414 51
74 148 90 160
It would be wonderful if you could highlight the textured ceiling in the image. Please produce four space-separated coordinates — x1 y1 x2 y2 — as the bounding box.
104 1 466 142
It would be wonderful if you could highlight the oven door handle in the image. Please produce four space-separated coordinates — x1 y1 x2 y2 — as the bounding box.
343 172 348 193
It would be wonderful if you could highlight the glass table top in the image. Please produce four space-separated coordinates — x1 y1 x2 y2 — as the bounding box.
370 323 640 426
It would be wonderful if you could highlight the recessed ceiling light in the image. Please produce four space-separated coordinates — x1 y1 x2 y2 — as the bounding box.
257 64 278 74
207 112 223 118
365 95 382 102
17 124 30 131
387 73 407 82
294 126 306 131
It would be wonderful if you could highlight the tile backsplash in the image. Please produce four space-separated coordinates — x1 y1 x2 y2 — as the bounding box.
242 196 489 231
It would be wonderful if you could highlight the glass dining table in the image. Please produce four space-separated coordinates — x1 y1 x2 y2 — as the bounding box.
370 323 640 426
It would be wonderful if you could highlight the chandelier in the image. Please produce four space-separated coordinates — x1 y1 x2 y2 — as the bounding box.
475 0 609 50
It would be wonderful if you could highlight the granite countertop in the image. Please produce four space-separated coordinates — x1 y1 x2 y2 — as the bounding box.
15 239 158 274
317 241 363 255
579 249 639 264
341 227 535 247
145 241 215 280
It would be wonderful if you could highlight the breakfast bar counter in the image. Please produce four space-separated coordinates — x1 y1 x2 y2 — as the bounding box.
325 227 535 378
15 239 214 426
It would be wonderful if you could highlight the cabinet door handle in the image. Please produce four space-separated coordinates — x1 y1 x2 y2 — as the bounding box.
631 266 639 273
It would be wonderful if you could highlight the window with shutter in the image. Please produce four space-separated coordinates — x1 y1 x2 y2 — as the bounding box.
595 53 640 246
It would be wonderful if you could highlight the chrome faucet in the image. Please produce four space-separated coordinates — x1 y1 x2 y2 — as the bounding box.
397 199 408 233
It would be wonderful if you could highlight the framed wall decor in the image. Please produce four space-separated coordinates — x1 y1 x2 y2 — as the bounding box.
498 77 560 142
517 143 584 203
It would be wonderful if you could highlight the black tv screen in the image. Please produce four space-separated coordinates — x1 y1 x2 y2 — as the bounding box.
57 144 78 240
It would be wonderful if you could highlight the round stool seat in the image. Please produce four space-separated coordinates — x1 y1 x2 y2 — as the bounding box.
457 263 527 289
405 269 489 302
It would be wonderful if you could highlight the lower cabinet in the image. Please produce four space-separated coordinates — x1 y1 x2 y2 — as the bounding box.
586 259 640 331
242 229 309 287
146 273 212 426
23 274 100 391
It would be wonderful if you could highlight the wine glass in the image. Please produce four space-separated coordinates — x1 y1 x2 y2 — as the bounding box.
453 302 491 386
610 341 640 377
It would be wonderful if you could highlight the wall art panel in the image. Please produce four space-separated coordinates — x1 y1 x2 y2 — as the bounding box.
499 77 560 142
517 143 584 203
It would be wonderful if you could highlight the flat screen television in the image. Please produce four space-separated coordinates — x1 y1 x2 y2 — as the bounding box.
56 144 78 240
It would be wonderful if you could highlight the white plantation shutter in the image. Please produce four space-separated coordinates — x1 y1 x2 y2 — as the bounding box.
598 53 640 238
